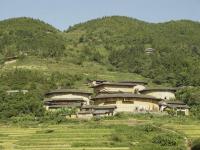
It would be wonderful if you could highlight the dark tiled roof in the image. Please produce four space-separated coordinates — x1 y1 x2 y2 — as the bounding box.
91 93 160 101
119 81 148 85
167 104 190 109
45 89 92 96
140 88 177 93
47 103 82 108
44 97 85 102
90 80 107 82
91 82 137 88
166 101 185 105
159 100 190 109
5 56 18 61
93 110 112 115
78 110 93 114
145 48 155 52
81 105 116 109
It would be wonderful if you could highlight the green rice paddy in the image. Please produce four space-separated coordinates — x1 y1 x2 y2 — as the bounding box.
1 116 198 150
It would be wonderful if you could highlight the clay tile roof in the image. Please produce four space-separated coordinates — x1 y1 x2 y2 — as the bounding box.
91 82 137 88
5 56 18 61
44 97 85 102
78 110 93 114
167 104 190 109
91 93 161 101
159 100 190 109
93 110 112 114
140 88 177 93
81 105 116 109
45 89 92 96
166 101 185 104
118 81 148 85
47 103 82 108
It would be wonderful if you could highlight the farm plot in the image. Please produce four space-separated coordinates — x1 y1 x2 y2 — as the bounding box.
0 122 186 150
164 124 200 139
0 124 127 150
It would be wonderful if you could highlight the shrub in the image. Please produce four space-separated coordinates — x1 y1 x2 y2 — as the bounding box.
166 109 176 116
142 124 157 132
11 114 36 123
36 129 54 134
192 138 200 150
152 134 177 146
111 133 125 142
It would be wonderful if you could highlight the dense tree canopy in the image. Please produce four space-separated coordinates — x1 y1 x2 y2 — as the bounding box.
0 17 66 58
65 16 200 86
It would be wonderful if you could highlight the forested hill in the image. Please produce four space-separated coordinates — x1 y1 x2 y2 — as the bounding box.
0 17 65 58
64 16 200 86
1 16 200 86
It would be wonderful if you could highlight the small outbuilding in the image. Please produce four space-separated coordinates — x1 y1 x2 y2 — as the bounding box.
77 105 116 119
159 100 190 116
4 56 19 65
6 90 28 95
145 48 155 54
88 80 108 86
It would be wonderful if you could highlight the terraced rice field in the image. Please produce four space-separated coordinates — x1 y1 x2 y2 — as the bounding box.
0 124 130 150
164 124 200 139
0 118 197 150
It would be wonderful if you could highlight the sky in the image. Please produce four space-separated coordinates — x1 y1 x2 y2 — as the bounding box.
0 0 200 30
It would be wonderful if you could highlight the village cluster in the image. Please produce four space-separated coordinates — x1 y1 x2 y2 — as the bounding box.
43 80 190 119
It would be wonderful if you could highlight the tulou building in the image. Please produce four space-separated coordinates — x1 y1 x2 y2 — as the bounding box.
91 93 160 113
43 80 190 117
91 81 147 95
139 88 177 100
44 89 92 110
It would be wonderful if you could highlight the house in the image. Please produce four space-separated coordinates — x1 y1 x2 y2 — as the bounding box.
77 105 116 119
4 56 18 65
91 82 146 95
44 89 92 110
6 90 28 95
139 88 177 100
44 97 85 110
159 100 190 116
91 93 161 113
145 48 155 54
88 80 108 86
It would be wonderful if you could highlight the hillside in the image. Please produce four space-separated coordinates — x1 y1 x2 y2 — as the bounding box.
64 16 200 87
0 17 65 58
1 16 200 87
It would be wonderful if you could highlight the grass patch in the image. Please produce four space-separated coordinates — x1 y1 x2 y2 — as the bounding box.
0 134 8 137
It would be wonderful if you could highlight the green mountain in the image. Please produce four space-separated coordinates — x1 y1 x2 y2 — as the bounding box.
1 16 200 87
64 16 200 86
0 17 65 58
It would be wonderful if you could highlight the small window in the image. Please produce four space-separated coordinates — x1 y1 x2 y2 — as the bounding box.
104 101 116 104
123 100 134 104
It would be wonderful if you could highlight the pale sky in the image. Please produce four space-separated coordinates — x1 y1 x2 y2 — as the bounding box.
0 0 200 30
